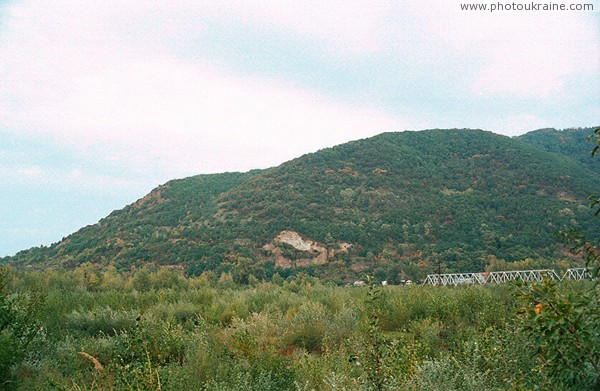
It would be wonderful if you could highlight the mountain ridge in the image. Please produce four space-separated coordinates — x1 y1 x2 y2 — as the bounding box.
516 127 599 173
3 127 599 283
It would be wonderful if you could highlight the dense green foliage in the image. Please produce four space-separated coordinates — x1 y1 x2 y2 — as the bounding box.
513 127 600 389
2 128 599 283
0 267 44 387
516 278 599 389
2 266 597 390
1 127 598 390
517 127 599 173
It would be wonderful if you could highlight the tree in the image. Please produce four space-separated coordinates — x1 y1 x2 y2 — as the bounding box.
516 127 600 389
0 266 44 386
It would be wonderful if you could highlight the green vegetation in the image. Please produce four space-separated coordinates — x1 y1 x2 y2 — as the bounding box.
1 126 599 389
3 128 599 284
1 265 597 390
517 127 599 173
514 126 600 389
0 267 44 386
516 278 599 389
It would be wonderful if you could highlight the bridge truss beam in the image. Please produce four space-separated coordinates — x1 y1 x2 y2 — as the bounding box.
423 268 593 286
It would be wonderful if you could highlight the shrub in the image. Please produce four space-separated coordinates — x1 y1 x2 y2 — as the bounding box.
64 308 139 337
517 279 600 389
0 266 44 386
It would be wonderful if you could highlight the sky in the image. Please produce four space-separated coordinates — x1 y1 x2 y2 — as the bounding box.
1 0 599 256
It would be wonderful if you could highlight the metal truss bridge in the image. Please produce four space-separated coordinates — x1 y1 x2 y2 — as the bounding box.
422 268 593 286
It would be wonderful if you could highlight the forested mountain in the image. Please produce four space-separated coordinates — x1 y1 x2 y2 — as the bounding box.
517 127 599 173
3 128 599 283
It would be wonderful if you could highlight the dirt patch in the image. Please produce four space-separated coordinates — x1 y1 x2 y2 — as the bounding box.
263 231 352 269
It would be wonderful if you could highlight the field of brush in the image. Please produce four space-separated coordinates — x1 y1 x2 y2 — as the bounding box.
2 266 598 390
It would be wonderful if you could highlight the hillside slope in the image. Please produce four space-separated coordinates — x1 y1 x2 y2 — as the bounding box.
517 127 599 173
3 129 599 282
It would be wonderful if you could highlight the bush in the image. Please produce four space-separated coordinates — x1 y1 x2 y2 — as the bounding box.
64 307 139 337
0 266 44 386
517 279 600 389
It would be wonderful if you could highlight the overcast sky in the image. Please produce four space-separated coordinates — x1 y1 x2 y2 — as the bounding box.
1 0 599 256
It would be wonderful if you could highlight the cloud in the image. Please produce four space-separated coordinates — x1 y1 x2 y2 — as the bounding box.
469 15 598 99
404 0 599 99
2 53 417 176
215 0 395 54
0 1 429 179
1 0 598 181
0 163 145 191
208 1 600 100
489 113 549 136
